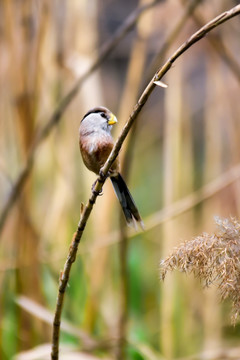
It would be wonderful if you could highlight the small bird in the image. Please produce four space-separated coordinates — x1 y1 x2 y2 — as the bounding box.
79 106 144 229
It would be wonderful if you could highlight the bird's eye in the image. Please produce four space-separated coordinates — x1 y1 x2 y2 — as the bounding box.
100 112 106 119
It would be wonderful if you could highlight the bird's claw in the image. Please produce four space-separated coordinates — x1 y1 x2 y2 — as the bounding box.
99 168 106 180
91 180 103 196
92 189 103 196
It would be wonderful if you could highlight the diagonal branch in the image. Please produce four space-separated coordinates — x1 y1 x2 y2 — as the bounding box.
102 5 240 176
2 159 240 273
182 0 240 82
0 0 163 237
51 4 240 360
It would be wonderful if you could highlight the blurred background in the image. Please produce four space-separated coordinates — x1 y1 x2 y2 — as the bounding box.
0 0 240 359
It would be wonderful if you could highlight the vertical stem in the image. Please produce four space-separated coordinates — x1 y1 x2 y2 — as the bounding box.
115 1 154 357
116 222 128 359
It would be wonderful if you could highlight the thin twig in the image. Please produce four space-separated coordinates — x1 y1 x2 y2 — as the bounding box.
51 5 240 359
145 162 240 231
182 0 240 82
116 3 203 353
82 161 240 251
144 0 203 85
102 5 240 176
0 155 34 233
15 296 116 353
0 0 163 237
2 159 240 275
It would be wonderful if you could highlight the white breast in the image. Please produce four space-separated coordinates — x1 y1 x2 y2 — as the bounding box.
86 133 105 154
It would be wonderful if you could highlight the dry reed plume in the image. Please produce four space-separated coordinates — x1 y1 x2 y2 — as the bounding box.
160 217 240 323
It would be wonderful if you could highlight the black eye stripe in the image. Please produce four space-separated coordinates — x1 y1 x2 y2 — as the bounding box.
82 110 102 121
81 108 108 122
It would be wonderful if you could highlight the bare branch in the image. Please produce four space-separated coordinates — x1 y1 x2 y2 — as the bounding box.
84 161 240 253
16 296 116 352
51 5 240 359
101 5 240 177
0 155 34 233
2 160 240 272
185 1 240 82
0 0 163 237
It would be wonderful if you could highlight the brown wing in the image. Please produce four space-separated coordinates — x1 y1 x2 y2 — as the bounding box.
80 138 119 175
93 140 120 175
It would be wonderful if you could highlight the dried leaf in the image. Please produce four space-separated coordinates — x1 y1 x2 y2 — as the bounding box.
153 80 168 88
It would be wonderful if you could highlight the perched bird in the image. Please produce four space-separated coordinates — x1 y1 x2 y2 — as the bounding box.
79 106 144 229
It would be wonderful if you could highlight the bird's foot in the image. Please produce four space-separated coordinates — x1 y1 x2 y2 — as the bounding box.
92 179 103 196
99 168 107 181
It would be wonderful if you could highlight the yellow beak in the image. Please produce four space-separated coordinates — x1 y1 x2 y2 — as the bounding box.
108 113 118 125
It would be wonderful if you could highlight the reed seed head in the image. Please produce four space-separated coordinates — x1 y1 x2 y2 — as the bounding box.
160 217 240 323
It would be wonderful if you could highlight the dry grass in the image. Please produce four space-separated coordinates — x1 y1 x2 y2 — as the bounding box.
160 216 240 323
1 1 240 359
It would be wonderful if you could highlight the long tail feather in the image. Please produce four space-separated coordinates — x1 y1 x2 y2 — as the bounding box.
110 173 144 229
